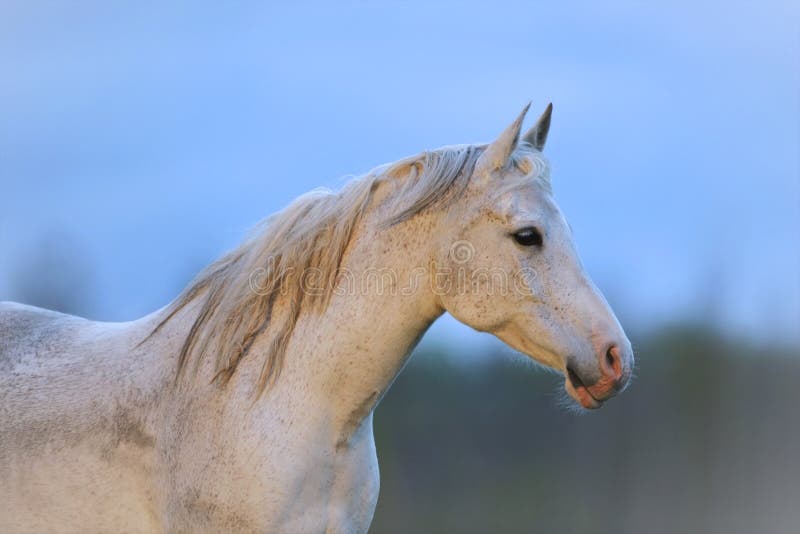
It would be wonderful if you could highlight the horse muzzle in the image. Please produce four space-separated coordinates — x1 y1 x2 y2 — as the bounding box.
564 343 633 409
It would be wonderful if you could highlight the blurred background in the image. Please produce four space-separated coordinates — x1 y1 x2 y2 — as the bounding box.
1 1 798 532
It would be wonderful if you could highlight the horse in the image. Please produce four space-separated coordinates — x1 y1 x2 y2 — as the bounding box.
0 103 633 533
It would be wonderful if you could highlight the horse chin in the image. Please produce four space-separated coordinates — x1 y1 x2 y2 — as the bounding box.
564 374 603 410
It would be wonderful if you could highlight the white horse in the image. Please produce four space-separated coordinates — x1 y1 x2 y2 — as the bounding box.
0 103 633 533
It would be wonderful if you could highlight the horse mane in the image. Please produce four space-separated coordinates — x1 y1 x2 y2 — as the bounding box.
152 143 489 393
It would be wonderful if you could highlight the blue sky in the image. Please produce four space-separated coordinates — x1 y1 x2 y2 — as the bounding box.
1 1 798 351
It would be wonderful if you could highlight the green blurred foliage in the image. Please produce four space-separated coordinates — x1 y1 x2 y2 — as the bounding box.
372 327 800 534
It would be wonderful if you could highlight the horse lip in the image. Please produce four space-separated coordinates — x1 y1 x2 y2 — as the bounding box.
566 366 603 409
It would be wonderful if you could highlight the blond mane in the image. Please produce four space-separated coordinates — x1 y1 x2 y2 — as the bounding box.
153 144 490 392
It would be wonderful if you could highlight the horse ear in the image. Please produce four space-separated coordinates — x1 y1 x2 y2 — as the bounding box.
522 103 553 151
475 102 531 174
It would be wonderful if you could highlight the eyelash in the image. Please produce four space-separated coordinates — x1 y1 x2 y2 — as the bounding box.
511 227 543 247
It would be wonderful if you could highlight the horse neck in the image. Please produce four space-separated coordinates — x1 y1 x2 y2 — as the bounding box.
248 211 444 433
146 202 445 442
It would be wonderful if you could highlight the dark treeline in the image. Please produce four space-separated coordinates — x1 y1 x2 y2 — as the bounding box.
372 326 800 534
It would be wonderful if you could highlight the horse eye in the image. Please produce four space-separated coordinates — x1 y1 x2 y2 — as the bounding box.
512 227 543 247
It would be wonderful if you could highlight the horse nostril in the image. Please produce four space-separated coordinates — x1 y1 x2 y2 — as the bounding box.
602 345 624 383
605 347 615 368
